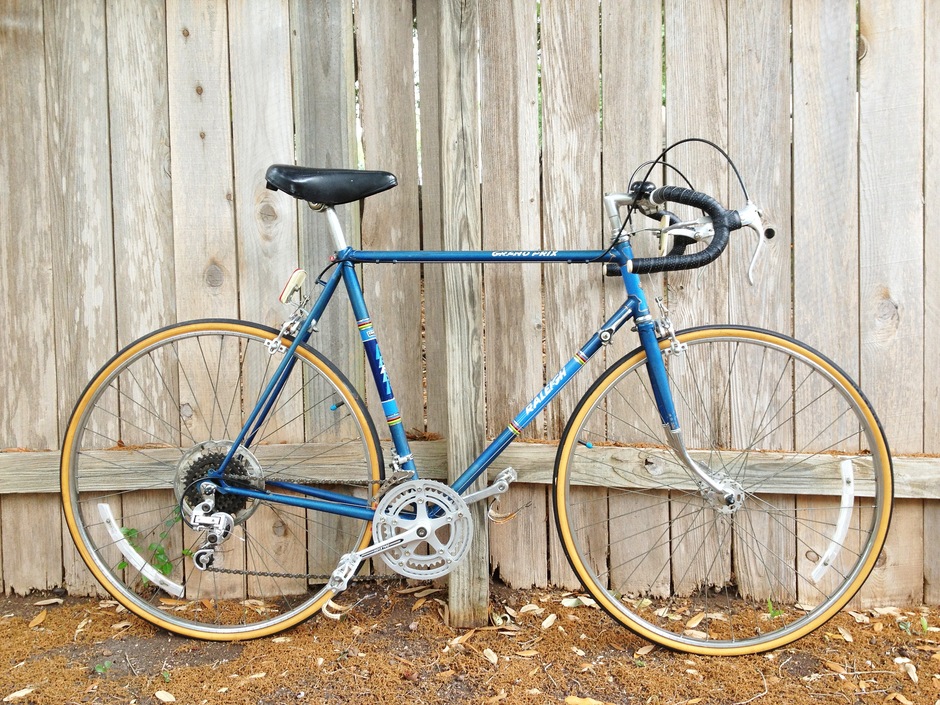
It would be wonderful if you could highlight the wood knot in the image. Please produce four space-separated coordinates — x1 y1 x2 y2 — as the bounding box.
204 262 224 289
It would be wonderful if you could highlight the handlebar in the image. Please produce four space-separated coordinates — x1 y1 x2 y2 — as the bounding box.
627 185 742 275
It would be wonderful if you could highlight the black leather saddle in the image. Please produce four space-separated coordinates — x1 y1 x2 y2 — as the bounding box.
265 164 397 206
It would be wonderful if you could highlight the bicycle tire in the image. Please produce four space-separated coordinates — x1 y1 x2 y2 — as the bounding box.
553 326 892 655
61 319 383 640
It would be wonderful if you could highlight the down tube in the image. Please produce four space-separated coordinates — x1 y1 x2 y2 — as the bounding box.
449 299 638 496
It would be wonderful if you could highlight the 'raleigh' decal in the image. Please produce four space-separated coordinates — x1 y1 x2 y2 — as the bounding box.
525 368 567 415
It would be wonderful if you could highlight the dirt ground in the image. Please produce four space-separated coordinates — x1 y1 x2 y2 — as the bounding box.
1 580 938 705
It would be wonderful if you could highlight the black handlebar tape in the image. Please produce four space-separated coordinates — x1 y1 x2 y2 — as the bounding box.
629 186 742 275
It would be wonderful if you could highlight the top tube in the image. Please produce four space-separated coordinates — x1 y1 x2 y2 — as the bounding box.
340 248 613 264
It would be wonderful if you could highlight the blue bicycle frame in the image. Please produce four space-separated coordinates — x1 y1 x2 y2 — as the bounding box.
210 238 680 522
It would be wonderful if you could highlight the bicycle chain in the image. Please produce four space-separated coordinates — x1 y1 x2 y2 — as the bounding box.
195 465 413 583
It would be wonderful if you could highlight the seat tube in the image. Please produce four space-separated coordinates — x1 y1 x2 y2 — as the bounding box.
341 262 417 474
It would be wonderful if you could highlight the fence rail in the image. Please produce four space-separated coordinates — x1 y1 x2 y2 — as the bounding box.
1 0 937 609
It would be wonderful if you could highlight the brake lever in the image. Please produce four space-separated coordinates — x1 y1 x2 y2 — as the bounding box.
736 202 775 285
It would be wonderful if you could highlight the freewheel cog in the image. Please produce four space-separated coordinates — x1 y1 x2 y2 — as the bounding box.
372 480 473 580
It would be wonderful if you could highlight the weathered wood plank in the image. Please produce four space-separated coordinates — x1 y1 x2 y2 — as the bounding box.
792 0 858 373
859 0 924 454
479 1 542 438
923 0 940 604
488 484 549 589
858 499 923 607
42 0 114 438
229 0 296 330
601 0 665 365
664 0 729 329
10 445 935 497
541 0 603 438
415 0 447 438
2 495 62 595
727 0 791 331
355 0 424 433
436 0 488 628
165 0 239 320
107 0 175 344
290 0 362 395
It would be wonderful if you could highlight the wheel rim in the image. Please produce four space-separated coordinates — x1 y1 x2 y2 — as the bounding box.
556 328 891 654
62 322 381 638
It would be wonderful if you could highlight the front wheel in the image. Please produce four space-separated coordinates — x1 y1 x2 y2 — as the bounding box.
553 326 892 655
61 320 383 640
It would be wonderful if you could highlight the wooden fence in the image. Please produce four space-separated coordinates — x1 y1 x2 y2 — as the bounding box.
1 0 938 612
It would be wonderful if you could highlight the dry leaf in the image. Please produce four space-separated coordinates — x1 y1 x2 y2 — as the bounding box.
514 650 539 658
884 693 913 705
823 660 847 674
848 611 870 624
564 697 606 705
412 598 427 612
111 621 132 630
873 622 884 633
482 648 498 666
675 699 703 705
504 606 519 618
635 645 655 657
520 604 544 615
248 673 266 679
683 629 708 640
572 647 586 657
413 588 440 598
28 610 46 629
902 662 918 683
837 626 853 642
154 691 176 703
396 585 427 595
33 598 63 607
271 637 291 643
541 614 557 630
686 612 705 629
3 689 34 702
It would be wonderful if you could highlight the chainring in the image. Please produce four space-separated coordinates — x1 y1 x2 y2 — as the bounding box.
372 480 473 580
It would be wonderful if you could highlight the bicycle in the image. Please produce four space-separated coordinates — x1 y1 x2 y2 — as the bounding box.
60 143 892 655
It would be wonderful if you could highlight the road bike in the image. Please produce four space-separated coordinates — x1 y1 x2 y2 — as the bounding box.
60 144 892 655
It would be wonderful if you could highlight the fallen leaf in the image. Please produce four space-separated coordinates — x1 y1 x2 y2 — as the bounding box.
572 646 586 657
33 598 63 607
154 691 176 703
686 612 705 629
28 611 46 629
541 614 557 630
504 606 518 618
514 650 539 658
848 611 870 624
111 621 132 630
271 637 291 643
902 662 918 683
413 588 440 598
635 645 655 657
520 604 544 615
823 660 847 674
837 626 853 642
683 629 708 640
412 598 427 612
3 688 34 702
564 697 606 705
248 673 266 679
482 648 498 666
873 621 884 633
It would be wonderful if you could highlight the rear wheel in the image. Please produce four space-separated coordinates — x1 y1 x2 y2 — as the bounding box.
61 320 382 640
553 326 892 655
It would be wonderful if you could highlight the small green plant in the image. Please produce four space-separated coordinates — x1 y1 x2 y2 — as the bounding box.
766 599 784 618
94 660 113 675
921 616 930 634
899 620 912 635
162 670 171 682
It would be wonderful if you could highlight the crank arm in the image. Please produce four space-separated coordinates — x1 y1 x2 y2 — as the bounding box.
461 467 517 505
327 524 426 592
